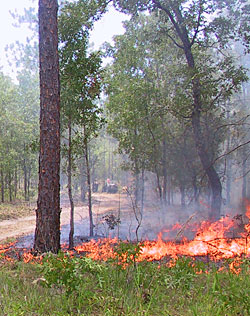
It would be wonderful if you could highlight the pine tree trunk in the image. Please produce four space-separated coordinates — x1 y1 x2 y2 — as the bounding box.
34 0 61 254
14 167 17 199
180 184 185 207
23 156 28 201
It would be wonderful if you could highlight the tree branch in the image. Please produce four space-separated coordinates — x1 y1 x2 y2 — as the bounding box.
213 140 250 165
190 0 203 46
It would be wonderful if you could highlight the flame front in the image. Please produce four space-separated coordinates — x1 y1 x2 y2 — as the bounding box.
1 206 249 274
75 211 250 264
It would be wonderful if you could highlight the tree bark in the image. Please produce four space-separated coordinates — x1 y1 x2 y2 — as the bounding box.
23 150 29 201
84 136 94 237
8 170 12 202
80 159 87 202
68 118 74 249
34 0 61 253
68 119 75 249
162 136 168 203
1 169 4 203
14 166 17 199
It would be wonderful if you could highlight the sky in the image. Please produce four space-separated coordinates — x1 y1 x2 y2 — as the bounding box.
0 0 128 80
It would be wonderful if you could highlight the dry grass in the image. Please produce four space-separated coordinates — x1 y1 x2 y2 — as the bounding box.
0 201 35 221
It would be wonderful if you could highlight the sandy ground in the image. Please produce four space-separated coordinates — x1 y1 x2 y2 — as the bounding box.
0 193 128 243
0 192 210 247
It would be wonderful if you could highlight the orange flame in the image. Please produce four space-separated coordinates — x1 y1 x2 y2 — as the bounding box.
1 204 249 275
73 210 249 274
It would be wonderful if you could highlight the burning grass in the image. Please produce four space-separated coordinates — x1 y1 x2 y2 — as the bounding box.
1 205 250 269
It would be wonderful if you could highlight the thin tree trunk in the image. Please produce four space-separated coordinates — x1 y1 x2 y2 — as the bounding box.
14 166 17 199
192 111 222 219
23 157 28 201
167 175 171 205
192 175 199 207
80 161 87 202
27 167 31 201
180 184 185 207
34 0 61 254
184 29 221 219
68 119 75 249
155 171 162 201
162 137 168 203
1 169 4 203
8 170 12 202
84 137 94 237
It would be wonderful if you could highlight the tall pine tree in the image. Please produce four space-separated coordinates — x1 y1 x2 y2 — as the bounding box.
34 0 61 253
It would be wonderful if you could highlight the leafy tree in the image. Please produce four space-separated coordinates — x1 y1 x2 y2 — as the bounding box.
105 14 203 206
112 0 249 219
0 73 19 202
59 0 105 240
16 68 39 201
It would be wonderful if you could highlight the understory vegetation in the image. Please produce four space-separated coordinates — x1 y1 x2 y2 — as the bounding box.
0 250 249 316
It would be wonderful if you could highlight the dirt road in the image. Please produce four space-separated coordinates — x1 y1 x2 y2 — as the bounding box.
0 193 126 243
0 192 200 245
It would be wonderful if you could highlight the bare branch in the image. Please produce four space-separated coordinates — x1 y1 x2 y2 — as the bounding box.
214 140 250 165
190 1 203 46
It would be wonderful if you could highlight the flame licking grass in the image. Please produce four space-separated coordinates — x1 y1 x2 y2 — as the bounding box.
73 212 250 273
0 242 15 254
74 213 250 263
0 208 249 274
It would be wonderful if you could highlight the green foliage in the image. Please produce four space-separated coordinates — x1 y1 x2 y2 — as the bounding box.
0 69 39 202
59 0 106 174
207 260 250 314
0 255 249 315
0 5 40 202
162 257 198 290
42 251 105 295
105 2 249 203
59 0 105 128
112 241 142 266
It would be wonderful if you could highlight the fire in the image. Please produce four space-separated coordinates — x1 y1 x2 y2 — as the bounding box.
245 201 250 219
75 238 117 261
0 203 249 275
74 209 250 272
